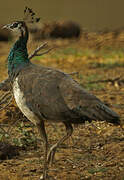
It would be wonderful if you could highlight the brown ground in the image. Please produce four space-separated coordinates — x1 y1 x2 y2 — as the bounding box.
0 34 124 180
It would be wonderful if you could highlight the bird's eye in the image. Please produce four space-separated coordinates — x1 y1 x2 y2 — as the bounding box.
10 23 18 29
13 23 18 28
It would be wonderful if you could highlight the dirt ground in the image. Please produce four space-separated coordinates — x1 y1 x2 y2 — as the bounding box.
0 34 124 180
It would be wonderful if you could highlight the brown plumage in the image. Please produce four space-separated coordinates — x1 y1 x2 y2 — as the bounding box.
17 63 120 125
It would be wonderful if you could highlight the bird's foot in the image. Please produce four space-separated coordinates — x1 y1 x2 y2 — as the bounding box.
47 144 57 166
47 150 56 166
40 170 48 180
39 163 49 180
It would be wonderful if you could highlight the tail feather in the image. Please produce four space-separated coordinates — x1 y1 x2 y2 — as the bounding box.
74 103 120 125
93 103 120 125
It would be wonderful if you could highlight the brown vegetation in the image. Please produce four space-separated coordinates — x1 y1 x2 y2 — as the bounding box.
30 21 81 40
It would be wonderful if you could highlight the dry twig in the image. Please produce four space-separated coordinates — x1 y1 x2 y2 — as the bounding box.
69 72 79 76
90 76 122 84
0 78 11 91
0 92 13 111
29 42 54 59
89 75 124 89
0 91 11 105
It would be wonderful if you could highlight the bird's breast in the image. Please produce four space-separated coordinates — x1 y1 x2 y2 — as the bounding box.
13 77 40 125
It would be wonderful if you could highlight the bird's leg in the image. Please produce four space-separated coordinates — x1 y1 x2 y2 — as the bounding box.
47 122 73 166
36 121 48 180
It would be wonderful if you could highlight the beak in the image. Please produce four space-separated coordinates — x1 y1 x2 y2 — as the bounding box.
2 24 10 30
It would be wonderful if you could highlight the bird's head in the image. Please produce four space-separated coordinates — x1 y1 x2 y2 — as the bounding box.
2 7 40 34
2 21 26 33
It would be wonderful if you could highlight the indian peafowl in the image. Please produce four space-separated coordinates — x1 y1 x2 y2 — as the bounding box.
3 7 120 180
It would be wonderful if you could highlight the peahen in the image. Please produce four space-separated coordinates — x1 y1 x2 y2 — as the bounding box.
3 7 120 180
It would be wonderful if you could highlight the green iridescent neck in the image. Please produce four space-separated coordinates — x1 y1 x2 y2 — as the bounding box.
8 24 30 78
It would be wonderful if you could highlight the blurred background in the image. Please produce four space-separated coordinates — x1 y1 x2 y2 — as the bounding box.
0 0 124 31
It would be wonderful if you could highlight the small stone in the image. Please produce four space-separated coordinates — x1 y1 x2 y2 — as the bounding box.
119 167 123 171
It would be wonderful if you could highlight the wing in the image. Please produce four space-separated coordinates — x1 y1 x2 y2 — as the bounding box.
17 64 120 125
17 65 73 121
59 76 120 124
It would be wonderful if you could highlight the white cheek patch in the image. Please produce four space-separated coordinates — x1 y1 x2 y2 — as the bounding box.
11 27 20 33
18 23 22 28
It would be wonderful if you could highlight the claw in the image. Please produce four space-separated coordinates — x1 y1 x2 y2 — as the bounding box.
40 170 48 180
